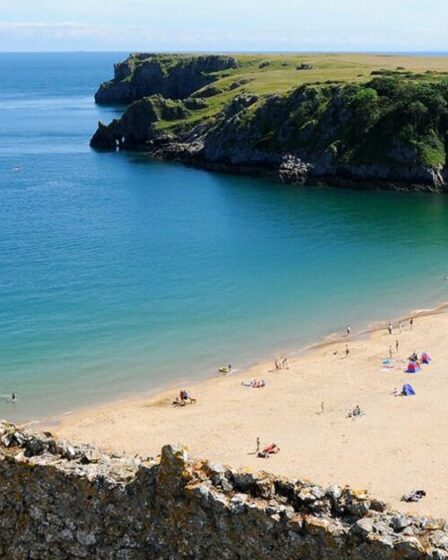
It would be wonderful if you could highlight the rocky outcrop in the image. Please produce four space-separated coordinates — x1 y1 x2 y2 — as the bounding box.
95 54 238 105
90 95 186 150
91 72 448 192
1 421 448 559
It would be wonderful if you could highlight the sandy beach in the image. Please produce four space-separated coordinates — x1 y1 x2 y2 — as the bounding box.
54 309 448 519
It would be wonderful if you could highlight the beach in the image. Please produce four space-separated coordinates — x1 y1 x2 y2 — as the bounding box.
54 308 448 520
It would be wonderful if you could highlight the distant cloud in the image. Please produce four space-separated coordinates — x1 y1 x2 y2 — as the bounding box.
0 15 447 53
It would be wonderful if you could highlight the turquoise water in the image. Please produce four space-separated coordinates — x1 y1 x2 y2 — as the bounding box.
2 53 448 422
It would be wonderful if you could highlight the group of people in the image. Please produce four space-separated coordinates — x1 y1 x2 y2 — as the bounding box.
274 357 289 370
173 389 196 407
387 317 414 335
347 404 363 418
241 379 266 388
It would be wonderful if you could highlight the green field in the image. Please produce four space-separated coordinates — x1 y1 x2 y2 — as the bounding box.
135 53 448 131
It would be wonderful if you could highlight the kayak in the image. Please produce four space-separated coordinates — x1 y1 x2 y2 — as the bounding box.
218 367 231 373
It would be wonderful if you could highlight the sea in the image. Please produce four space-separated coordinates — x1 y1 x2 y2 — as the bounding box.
1 52 448 422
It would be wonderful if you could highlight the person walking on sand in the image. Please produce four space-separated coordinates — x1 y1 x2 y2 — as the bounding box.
389 345 393 359
388 321 393 335
396 339 399 353
345 344 350 358
398 321 402 334
410 317 414 330
256 437 260 454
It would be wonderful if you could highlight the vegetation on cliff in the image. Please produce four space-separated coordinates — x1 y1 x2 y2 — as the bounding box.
92 53 448 190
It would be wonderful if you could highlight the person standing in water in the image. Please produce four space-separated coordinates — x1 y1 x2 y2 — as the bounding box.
11 393 16 402
346 325 351 336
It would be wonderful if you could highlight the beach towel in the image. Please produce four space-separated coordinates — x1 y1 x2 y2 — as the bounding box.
402 384 416 396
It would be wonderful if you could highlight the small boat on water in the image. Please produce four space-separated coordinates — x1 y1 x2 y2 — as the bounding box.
218 365 232 374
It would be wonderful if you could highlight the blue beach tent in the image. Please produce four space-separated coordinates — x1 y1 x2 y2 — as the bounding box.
402 384 416 396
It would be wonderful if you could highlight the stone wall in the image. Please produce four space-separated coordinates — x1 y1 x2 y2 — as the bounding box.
0 421 447 559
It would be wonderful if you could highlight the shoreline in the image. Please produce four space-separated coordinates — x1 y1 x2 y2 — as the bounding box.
149 152 446 194
32 300 448 432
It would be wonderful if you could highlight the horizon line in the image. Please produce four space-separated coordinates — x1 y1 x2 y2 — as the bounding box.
1 49 448 55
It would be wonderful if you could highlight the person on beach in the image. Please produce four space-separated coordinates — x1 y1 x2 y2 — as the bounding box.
388 321 393 335
173 389 196 406
258 443 280 458
410 317 414 330
347 325 351 336
398 321 403 334
282 358 289 369
409 351 418 362
256 437 260 454
11 393 16 402
396 339 399 353
345 344 350 358
389 345 393 359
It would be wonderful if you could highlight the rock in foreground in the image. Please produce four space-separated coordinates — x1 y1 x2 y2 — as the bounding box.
0 421 447 558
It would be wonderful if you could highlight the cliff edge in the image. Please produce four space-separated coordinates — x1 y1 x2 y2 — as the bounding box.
0 421 448 559
94 53 238 105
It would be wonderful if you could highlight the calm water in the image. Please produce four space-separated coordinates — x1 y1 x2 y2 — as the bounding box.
1 53 448 422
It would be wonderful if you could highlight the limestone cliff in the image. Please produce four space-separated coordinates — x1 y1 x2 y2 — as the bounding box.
1 421 448 559
95 53 238 105
91 55 448 192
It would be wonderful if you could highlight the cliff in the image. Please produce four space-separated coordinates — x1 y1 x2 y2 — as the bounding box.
91 54 448 192
1 421 448 559
94 53 238 105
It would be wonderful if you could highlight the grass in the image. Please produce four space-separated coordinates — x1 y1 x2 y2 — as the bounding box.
101 53 448 170
142 53 448 133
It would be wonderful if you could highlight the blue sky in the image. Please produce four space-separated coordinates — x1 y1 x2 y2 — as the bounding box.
0 0 447 52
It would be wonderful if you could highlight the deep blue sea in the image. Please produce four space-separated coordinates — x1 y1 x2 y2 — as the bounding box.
1 52 448 422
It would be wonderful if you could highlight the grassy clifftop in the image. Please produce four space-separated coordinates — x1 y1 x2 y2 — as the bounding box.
92 53 448 191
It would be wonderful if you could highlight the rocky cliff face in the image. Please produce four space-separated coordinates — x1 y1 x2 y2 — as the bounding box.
1 421 448 559
95 54 238 105
91 69 448 192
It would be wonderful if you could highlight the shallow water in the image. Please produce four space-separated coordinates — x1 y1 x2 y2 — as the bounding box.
1 52 448 422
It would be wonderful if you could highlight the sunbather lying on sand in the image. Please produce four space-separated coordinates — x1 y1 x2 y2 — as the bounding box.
257 443 280 458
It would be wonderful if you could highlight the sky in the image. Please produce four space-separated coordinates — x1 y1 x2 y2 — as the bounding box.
0 0 447 53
